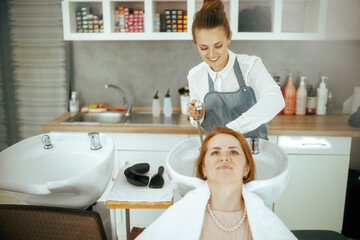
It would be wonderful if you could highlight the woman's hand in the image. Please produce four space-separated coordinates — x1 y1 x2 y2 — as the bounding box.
187 99 206 120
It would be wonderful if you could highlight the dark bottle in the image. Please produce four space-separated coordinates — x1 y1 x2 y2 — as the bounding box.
306 85 317 115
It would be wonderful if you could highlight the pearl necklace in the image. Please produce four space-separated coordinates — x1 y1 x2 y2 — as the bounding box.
207 203 247 232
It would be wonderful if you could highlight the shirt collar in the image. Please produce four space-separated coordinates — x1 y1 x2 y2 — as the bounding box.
206 49 235 82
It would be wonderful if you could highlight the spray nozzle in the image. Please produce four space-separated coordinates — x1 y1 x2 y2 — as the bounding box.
153 90 159 99
165 89 170 97
320 76 329 89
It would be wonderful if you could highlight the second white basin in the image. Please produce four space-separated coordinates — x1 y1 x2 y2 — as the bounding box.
0 132 114 209
166 137 290 206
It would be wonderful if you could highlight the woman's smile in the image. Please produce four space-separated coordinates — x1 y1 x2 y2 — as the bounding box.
208 56 220 63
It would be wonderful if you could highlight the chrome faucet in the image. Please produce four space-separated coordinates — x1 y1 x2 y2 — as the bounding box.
250 137 260 154
42 135 53 149
104 84 132 117
88 132 102 150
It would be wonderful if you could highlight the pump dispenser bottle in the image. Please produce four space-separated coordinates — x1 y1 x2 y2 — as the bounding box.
316 76 329 115
296 76 307 115
69 91 79 113
152 90 160 117
283 73 296 115
163 89 173 117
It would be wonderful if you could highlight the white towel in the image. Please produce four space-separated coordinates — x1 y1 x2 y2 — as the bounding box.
136 182 297 240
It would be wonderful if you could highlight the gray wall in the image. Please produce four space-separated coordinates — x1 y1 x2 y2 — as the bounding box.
72 40 360 110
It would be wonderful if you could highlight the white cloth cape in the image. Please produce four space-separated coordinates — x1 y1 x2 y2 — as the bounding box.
136 182 297 240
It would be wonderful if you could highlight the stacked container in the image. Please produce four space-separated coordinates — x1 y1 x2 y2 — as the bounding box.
76 6 103 33
115 6 144 32
160 9 187 32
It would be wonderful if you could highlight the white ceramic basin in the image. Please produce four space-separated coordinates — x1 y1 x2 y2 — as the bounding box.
166 137 290 207
0 132 114 209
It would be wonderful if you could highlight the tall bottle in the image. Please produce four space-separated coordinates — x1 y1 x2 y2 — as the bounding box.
327 91 333 114
69 91 80 113
316 76 329 115
163 88 173 117
295 76 308 115
152 90 160 117
283 74 296 115
306 85 317 115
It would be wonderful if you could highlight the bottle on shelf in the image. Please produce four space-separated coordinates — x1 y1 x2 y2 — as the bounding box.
163 89 173 117
316 76 329 115
178 85 190 115
69 91 80 113
283 74 296 115
295 76 308 115
306 85 317 115
327 91 333 114
152 90 160 117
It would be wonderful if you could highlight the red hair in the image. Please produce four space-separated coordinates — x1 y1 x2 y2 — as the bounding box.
195 127 256 184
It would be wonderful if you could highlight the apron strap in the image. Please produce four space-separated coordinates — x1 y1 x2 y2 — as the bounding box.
207 73 215 91
207 57 246 92
233 58 246 88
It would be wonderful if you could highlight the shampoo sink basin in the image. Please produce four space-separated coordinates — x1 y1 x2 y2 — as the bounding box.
62 112 180 125
0 132 114 209
166 138 290 206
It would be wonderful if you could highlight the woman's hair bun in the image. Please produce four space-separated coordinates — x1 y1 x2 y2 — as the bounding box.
201 0 224 11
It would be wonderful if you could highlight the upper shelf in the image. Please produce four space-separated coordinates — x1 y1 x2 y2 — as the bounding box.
61 0 360 41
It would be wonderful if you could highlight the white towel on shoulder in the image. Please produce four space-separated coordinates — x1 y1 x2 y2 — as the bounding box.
136 182 297 240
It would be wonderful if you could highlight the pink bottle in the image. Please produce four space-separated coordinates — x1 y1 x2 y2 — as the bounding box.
296 76 308 115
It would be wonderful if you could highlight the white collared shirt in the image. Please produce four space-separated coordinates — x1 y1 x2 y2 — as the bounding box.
187 49 285 134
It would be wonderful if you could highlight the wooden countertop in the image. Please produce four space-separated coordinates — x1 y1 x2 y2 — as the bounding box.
42 110 360 137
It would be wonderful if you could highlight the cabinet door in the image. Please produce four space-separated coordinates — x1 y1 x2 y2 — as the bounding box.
274 154 350 232
325 0 360 40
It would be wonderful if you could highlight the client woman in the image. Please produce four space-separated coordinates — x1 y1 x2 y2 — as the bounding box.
136 127 296 240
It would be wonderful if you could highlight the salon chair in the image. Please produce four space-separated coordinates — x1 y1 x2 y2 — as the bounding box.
0 204 107 240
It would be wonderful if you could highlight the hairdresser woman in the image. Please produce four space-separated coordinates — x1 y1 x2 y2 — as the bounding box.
187 0 284 139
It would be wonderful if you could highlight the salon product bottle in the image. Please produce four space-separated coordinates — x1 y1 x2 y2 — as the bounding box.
163 88 173 117
179 85 190 115
327 91 333 114
306 85 317 115
283 74 296 115
69 91 79 113
152 90 160 117
273 76 284 115
295 76 307 115
316 76 329 115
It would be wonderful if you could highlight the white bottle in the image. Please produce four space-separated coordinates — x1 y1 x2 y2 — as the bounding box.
152 90 160 117
296 76 308 115
163 89 173 117
69 91 79 113
316 76 329 115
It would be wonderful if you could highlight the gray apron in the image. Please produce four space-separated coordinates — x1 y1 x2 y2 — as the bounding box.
201 58 268 139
